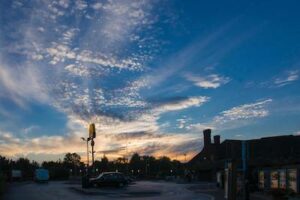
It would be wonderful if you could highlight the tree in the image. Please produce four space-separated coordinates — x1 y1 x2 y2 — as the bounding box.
101 156 109 169
142 155 156 177
94 155 109 173
63 153 81 167
129 153 141 171
42 160 69 180
0 156 10 173
157 156 172 177
14 158 37 179
63 153 81 175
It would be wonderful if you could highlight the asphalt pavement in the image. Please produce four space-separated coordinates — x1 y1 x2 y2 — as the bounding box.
3 181 213 200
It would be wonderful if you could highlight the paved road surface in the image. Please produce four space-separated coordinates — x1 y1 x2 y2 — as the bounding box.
3 181 213 200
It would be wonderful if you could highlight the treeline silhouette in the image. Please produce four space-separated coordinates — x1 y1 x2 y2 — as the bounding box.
95 153 184 178
0 153 184 182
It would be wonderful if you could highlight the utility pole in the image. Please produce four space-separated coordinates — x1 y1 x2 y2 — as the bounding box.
145 158 148 177
225 161 237 200
87 139 90 168
91 140 95 172
242 141 250 200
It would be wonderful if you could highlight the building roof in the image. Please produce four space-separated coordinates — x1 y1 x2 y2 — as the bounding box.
189 134 300 168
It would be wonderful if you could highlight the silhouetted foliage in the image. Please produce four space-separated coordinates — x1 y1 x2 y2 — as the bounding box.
63 153 84 176
63 153 81 168
125 153 184 178
0 172 5 195
94 156 110 173
0 156 38 180
91 153 184 179
0 153 183 182
0 157 7 195
42 160 69 180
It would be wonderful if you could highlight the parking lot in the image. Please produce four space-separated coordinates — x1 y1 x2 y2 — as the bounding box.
3 181 213 200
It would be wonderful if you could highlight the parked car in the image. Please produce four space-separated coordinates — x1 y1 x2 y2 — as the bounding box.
89 172 128 187
124 175 135 184
34 169 49 183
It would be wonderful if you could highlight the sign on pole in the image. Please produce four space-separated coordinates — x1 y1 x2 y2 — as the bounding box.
89 123 96 139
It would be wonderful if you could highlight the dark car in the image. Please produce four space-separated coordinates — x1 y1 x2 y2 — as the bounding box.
124 175 135 184
89 172 128 187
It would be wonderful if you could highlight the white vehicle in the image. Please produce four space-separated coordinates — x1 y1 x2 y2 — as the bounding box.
11 170 22 181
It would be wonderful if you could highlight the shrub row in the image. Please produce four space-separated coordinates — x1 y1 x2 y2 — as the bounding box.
0 173 6 196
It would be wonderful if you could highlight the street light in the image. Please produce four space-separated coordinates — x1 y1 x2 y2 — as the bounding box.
81 137 91 170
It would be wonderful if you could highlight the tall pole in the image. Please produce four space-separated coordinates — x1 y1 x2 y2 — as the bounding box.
81 137 90 174
91 139 95 173
87 139 89 168
242 141 249 200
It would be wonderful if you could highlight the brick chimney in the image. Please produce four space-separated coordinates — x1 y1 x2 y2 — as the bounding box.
203 129 211 147
214 135 220 145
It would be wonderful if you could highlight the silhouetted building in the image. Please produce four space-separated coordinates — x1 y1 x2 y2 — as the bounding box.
188 129 300 193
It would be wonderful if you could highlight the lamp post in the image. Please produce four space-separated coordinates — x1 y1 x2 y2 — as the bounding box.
81 137 91 172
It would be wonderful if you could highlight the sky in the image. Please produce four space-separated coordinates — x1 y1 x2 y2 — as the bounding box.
0 0 299 163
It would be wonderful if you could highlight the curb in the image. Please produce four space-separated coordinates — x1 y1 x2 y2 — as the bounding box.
69 186 161 198
198 193 215 200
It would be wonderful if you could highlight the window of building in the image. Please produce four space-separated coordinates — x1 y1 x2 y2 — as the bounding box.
271 170 279 189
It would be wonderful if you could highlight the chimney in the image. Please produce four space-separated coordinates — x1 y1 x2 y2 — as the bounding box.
203 129 211 147
214 135 220 145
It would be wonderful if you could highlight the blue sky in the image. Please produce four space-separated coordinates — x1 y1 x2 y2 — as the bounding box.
0 0 299 162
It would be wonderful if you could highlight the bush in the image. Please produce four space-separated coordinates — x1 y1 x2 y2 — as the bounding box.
270 188 289 200
0 173 6 195
49 168 69 180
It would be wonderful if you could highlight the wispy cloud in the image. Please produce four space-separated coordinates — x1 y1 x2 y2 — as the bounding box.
184 73 230 89
153 96 209 114
187 99 272 132
141 16 259 90
46 44 142 70
213 99 272 124
187 123 214 132
23 125 40 135
274 70 299 87
140 21 235 88
259 69 299 88
0 62 49 108
177 117 191 129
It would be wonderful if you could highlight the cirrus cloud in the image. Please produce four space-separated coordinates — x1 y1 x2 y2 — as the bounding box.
185 73 230 89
